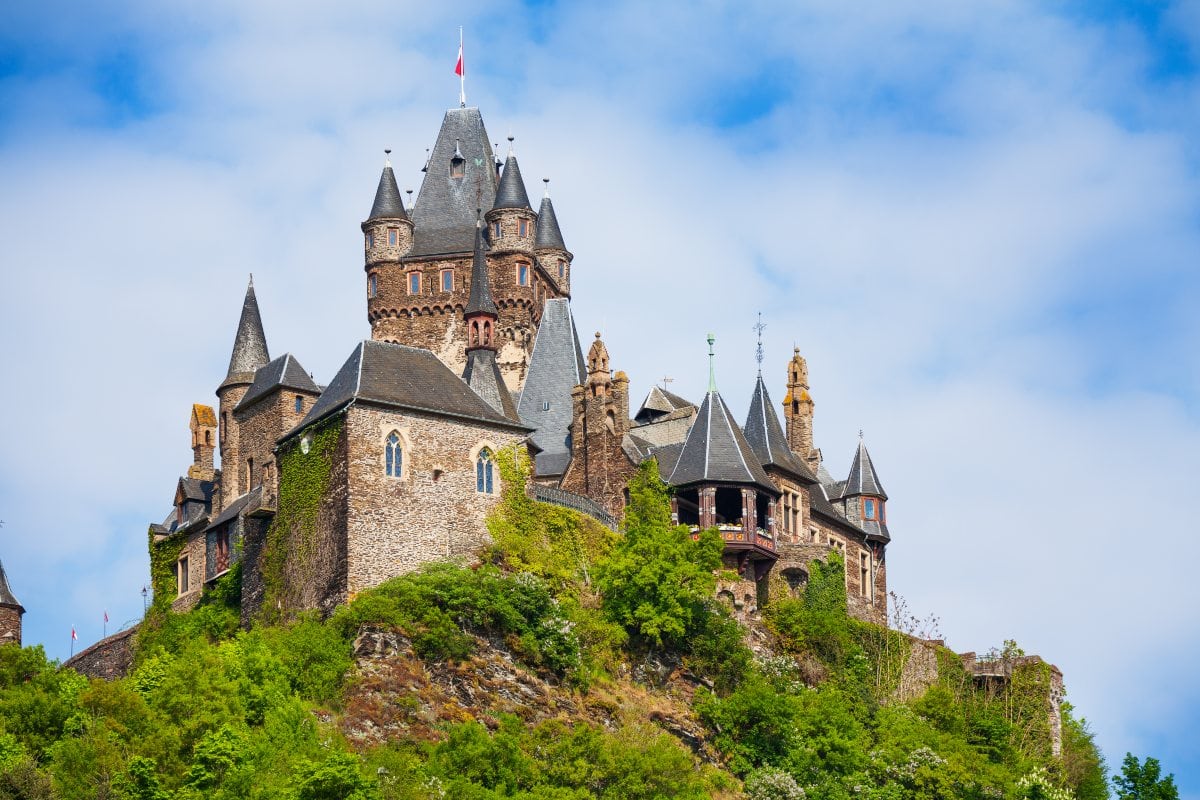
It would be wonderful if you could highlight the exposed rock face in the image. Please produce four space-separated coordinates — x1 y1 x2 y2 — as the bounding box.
341 625 717 763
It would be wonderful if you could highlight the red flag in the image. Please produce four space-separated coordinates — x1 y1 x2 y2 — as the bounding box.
71 626 77 641
103 610 109 623
455 43 464 77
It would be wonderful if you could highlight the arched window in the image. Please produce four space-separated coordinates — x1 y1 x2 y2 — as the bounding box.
476 448 494 494
386 431 403 478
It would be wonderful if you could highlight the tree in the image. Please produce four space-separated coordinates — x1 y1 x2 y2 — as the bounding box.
1113 754 1178 800
596 461 723 650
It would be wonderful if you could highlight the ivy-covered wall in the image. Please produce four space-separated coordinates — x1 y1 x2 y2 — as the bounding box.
147 525 187 614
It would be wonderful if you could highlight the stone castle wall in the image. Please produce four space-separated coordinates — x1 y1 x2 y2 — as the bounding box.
0 606 21 646
63 627 137 680
342 406 524 596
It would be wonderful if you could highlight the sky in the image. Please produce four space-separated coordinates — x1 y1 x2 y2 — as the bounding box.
1 0 1198 792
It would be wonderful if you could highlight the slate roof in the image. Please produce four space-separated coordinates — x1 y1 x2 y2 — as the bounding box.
178 477 215 504
649 442 685 482
744 375 817 482
0 562 22 610
516 298 587 476
410 107 500 257
535 193 568 251
666 391 777 494
367 162 408 221
235 353 320 412
844 439 888 500
206 486 263 531
493 153 532 210
463 348 519 421
292 340 530 436
223 278 270 386
635 386 695 423
465 222 498 316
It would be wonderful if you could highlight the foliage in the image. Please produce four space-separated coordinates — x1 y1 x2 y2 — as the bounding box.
596 460 723 650
261 416 343 622
1113 754 1179 800
147 526 187 614
332 563 580 676
1057 704 1108 800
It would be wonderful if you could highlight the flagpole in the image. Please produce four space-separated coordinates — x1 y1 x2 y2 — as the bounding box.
459 27 466 108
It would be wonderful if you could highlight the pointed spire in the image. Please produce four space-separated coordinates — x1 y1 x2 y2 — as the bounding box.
493 152 532 210
465 215 497 317
367 150 407 221
844 436 887 499
707 333 717 393
745 374 815 480
535 179 568 251
224 277 270 385
0 560 22 611
463 348 519 421
667 387 775 492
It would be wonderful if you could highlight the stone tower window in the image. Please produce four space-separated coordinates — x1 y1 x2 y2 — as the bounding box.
365 233 373 250
177 556 189 594
860 551 871 597
386 431 403 478
408 272 421 295
492 221 502 239
205 430 212 445
518 219 529 237
476 448 495 494
558 259 565 280
294 395 303 413
441 269 454 292
517 263 529 286
368 273 377 298
387 227 398 246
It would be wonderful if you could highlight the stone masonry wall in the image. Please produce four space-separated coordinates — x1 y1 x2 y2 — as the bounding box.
236 389 319 506
170 527 208 612
0 606 20 646
238 515 274 626
342 406 524 596
62 627 137 681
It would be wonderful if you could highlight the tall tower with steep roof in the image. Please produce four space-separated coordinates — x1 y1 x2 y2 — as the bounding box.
216 278 270 510
535 180 572 297
0 561 23 647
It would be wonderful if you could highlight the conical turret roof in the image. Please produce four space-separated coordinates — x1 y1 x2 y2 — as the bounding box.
667 390 776 493
463 348 518 421
493 153 532 210
535 192 567 251
844 438 887 499
744 375 816 482
465 222 498 316
367 160 407 221
223 278 270 386
0 561 23 611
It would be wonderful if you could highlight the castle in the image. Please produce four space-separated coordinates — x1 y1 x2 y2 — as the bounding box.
143 102 892 626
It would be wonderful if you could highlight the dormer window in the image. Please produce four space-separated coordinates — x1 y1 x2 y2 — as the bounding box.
450 156 465 179
518 219 529 237
408 272 421 295
517 263 529 286
387 227 398 247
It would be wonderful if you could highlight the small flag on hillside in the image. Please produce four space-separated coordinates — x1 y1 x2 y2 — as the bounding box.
71 626 77 641
103 610 109 624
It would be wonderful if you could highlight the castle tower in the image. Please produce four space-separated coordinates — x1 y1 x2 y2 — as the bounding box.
188 404 218 481
840 436 890 541
217 278 270 509
485 147 540 387
783 348 820 473
462 218 518 420
0 561 24 647
535 180 572 296
364 151 414 342
562 332 633 514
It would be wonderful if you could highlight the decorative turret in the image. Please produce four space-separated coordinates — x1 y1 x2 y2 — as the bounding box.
216 277 270 508
188 404 218 482
535 179 573 295
363 152 414 330
783 348 820 473
563 331 632 515
586 332 612 397
840 435 890 543
485 143 537 258
0 560 24 646
462 217 518 420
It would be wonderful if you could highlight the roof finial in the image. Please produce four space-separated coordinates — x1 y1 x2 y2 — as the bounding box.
405 189 413 211
383 148 392 168
753 312 766 376
507 132 515 156
707 333 717 393
248 272 254 288
543 177 550 198
476 207 482 228
859 429 864 440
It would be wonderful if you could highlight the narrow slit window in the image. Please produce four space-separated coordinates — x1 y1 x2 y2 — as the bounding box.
518 219 529 237
441 269 454 292
386 432 403 478
517 263 529 286
387 227 398 247
294 395 303 413
368 273 377 298
476 448 495 494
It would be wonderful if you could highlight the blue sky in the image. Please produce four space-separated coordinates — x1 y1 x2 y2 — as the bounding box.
1 0 1199 793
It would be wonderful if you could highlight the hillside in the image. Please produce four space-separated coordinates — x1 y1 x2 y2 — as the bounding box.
0 453 1107 799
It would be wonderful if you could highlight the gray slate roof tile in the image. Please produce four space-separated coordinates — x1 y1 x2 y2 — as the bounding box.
224 279 270 385
666 390 777 494
493 154 532 210
235 353 320 412
743 375 817 483
517 299 587 471
463 348 518 421
368 163 408 221
844 439 887 499
535 194 568 251
0 561 21 610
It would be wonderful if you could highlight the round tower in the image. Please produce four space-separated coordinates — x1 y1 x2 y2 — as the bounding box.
364 151 415 342
535 179 573 296
217 277 270 508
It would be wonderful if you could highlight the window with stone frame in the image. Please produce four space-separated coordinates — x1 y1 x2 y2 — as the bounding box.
216 528 231 575
476 448 495 494
386 431 403 478
441 269 454 292
368 273 377 298
177 556 189 594
492 221 502 239
517 263 529 286
294 395 304 413
365 232 373 250
518 218 529 237
558 259 565 280
387 227 398 246
859 551 870 598
407 271 421 295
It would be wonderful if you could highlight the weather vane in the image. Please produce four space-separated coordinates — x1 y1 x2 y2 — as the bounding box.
753 312 766 375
